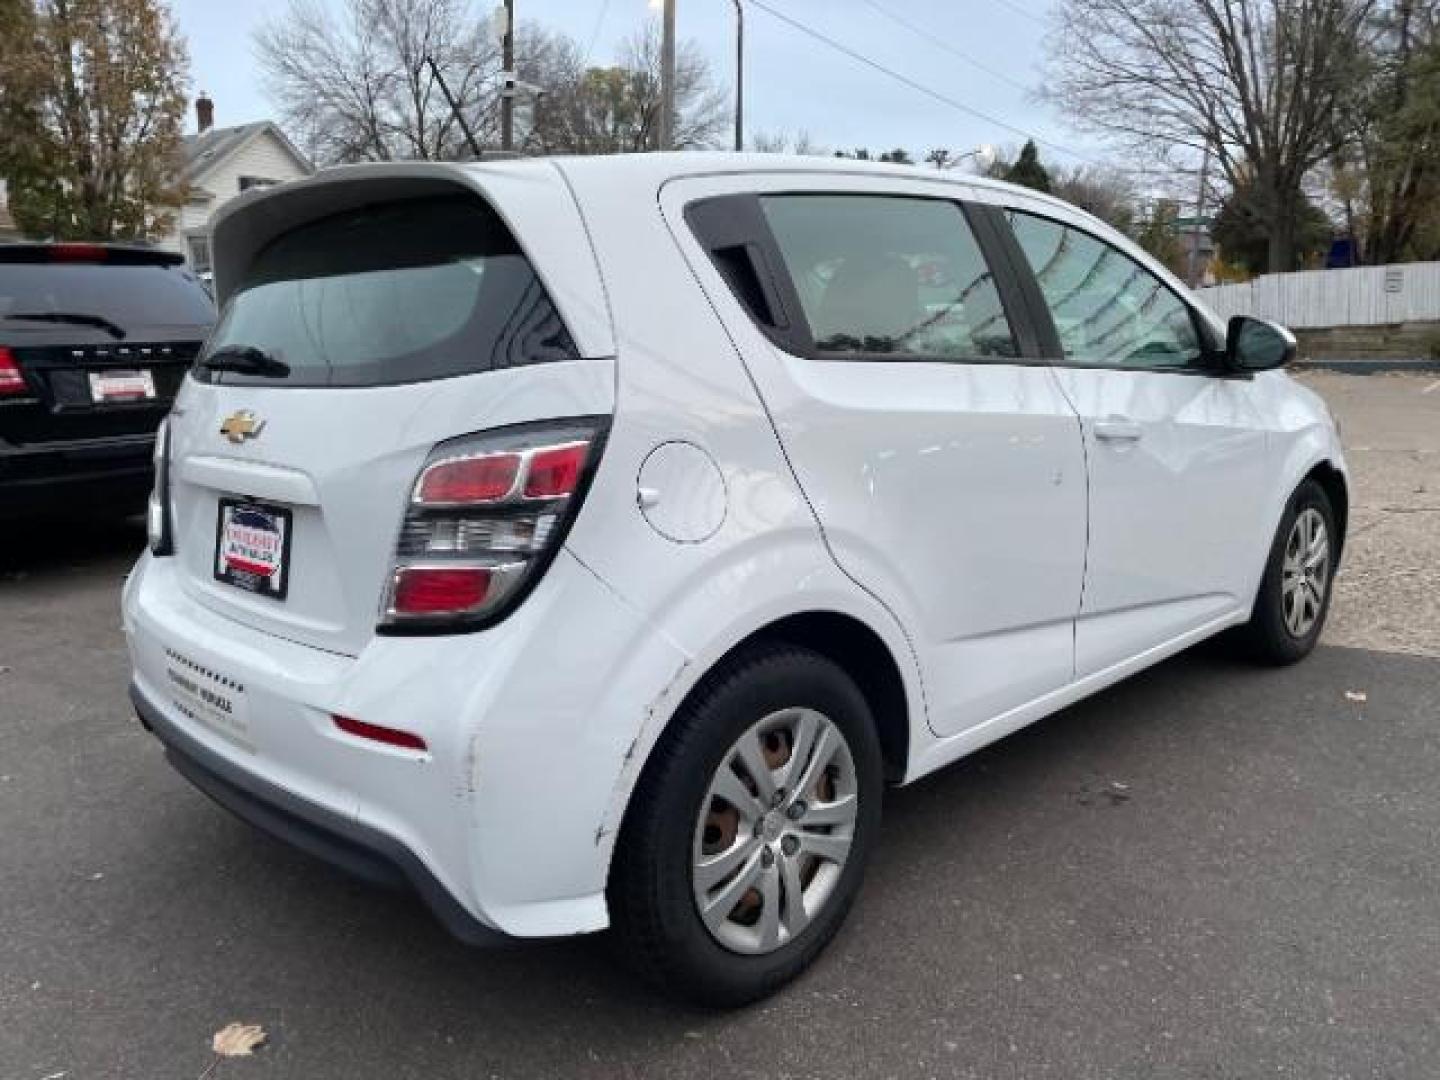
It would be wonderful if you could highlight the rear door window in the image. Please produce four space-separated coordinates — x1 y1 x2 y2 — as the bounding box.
758 194 1019 361
199 196 579 387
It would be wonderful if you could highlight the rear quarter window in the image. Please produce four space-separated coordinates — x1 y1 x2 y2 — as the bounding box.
199 196 579 388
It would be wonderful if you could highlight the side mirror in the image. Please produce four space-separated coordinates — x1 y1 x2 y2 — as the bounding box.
1226 316 1296 372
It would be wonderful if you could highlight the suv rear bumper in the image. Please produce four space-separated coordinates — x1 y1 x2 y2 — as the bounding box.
0 432 153 517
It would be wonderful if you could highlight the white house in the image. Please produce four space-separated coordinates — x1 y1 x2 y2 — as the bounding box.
166 96 313 271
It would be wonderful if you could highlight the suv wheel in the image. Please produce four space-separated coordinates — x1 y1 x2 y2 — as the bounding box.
609 645 883 1007
1235 479 1337 665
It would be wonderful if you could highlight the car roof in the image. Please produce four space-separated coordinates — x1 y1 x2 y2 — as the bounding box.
0 242 185 267
302 152 1084 220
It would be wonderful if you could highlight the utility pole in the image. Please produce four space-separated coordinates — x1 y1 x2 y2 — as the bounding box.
1188 144 1211 287
500 0 515 152
659 0 676 151
732 0 744 151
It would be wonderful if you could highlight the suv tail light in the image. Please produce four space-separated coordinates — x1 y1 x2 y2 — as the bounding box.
379 418 608 633
146 418 175 556
0 347 29 397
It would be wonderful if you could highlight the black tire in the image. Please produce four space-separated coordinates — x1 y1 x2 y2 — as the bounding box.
1234 478 1338 665
608 644 883 1008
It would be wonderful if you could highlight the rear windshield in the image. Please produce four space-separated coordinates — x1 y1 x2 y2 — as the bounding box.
198 196 579 388
0 264 215 331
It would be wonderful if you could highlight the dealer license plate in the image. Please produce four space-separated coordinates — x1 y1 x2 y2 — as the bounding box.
214 499 292 600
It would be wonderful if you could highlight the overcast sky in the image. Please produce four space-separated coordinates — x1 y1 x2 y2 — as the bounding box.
169 0 1097 166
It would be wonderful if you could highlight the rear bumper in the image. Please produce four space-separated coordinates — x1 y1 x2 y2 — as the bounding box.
130 680 508 945
122 548 690 940
0 432 153 517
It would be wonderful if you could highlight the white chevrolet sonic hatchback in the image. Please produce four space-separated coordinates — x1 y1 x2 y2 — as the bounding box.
123 154 1346 1006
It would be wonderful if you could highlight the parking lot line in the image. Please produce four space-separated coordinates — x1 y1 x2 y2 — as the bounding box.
1422 378 1440 395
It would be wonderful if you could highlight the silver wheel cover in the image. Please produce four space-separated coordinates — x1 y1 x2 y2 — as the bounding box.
691 707 859 955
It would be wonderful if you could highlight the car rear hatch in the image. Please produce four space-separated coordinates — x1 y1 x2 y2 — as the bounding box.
0 245 214 444
162 163 615 657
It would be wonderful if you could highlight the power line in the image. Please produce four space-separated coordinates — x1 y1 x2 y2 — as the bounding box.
858 0 1032 94
745 0 1099 164
582 0 613 67
991 0 1048 26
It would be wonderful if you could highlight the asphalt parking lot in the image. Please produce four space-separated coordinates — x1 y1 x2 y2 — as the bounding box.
3 372 1438 1079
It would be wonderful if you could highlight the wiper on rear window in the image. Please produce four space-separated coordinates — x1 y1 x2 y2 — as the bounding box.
4 310 127 339
199 345 291 378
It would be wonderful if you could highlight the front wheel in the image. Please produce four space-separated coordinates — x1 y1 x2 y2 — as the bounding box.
608 645 883 1007
1234 478 1338 664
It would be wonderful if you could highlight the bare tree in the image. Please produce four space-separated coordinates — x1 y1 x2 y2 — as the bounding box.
749 129 825 155
523 21 727 154
1050 165 1138 234
1342 0 1440 262
1049 0 1374 270
255 0 501 164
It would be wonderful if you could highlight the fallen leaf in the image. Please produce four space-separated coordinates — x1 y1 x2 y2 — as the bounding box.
212 1022 266 1058
1345 690 1368 703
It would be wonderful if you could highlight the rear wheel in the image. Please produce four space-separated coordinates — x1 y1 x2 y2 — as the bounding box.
1235 479 1337 664
608 645 883 1007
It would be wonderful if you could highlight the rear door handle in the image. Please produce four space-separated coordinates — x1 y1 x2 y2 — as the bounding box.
1094 417 1143 442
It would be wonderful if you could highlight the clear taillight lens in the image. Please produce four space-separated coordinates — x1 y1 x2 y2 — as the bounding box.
378 418 608 632
147 418 174 556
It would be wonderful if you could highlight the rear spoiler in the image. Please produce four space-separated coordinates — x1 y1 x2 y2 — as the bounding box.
0 243 184 267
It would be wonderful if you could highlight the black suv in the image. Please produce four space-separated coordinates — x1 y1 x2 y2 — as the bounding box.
0 243 214 518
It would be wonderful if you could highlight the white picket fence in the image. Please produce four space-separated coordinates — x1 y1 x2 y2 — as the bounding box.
1196 262 1440 328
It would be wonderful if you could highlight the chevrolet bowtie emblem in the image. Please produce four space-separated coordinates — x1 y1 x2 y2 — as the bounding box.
219 410 265 444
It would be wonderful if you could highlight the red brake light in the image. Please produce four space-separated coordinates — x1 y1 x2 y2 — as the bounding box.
49 243 107 263
524 443 588 498
380 418 607 633
333 714 428 752
416 453 521 505
0 347 27 396
390 566 492 615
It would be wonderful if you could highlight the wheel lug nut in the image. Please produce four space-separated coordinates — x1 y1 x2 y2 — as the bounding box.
781 835 800 857
786 801 806 820
761 846 776 867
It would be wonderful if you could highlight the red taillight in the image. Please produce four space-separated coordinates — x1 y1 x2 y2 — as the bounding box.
380 419 607 632
49 243 107 263
333 714 428 752
523 443 588 499
0 347 27 396
416 453 521 505
390 566 492 615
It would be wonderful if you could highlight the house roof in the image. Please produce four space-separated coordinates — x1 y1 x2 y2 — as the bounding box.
182 121 314 187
